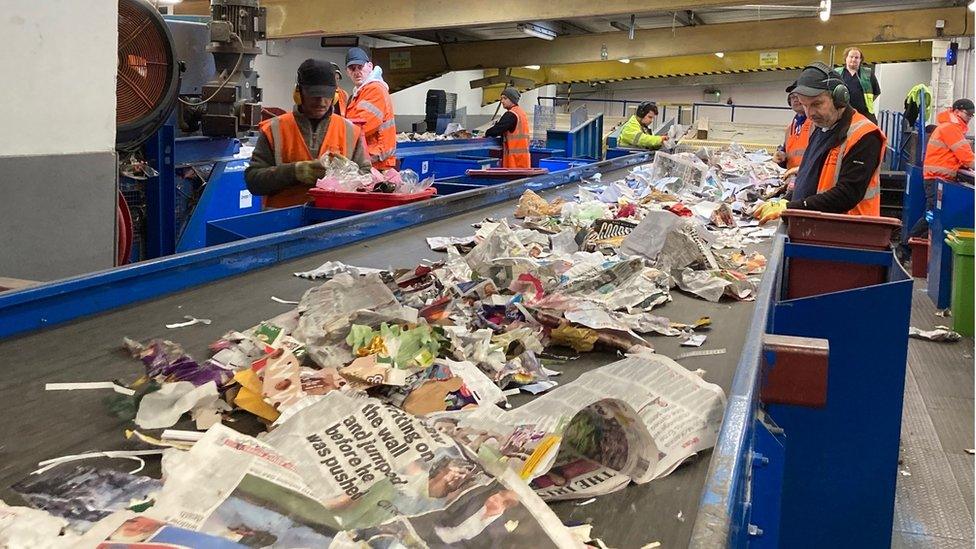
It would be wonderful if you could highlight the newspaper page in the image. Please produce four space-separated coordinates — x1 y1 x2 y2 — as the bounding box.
264 391 581 548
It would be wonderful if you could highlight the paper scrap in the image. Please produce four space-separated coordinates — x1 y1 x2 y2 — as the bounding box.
164 315 212 329
45 382 135 396
134 381 219 429
520 380 558 394
909 326 962 342
641 543 662 549
681 334 707 347
503 388 521 397
270 296 300 304
675 348 727 360
576 497 597 506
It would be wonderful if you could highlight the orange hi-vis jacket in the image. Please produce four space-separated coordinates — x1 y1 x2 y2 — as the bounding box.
815 110 887 216
924 109 975 180
347 81 397 170
785 116 812 169
334 88 349 117
502 105 531 168
258 112 362 208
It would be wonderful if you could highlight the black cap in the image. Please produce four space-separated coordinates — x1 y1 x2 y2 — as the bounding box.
345 47 370 67
952 98 975 115
785 81 797 93
791 63 846 97
297 59 336 98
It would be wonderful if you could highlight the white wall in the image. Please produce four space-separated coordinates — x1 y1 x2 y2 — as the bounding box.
0 0 116 156
391 71 492 116
874 62 932 115
255 38 350 110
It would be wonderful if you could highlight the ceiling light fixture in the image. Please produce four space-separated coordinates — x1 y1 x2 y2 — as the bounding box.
619 58 631 63
815 43 824 52
518 23 557 41
818 0 831 22
523 65 541 70
715 52 725 58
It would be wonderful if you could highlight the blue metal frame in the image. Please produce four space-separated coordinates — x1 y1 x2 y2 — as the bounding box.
546 114 604 159
0 153 650 340
927 179 975 308
144 124 178 258
691 233 914 548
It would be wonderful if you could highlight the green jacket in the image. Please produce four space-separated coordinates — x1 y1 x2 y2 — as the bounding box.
905 84 933 121
618 115 664 149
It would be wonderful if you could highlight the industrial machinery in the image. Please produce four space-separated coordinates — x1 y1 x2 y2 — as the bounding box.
116 0 266 264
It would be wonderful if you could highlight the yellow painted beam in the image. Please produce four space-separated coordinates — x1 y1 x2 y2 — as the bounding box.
373 7 965 74
176 0 756 38
475 42 932 106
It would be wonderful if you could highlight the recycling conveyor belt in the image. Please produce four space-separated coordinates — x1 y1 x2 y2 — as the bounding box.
0 162 770 548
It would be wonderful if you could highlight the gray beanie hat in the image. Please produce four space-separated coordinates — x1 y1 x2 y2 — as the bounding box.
501 87 521 104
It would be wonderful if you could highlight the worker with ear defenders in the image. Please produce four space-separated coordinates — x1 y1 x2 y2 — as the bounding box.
245 59 370 209
755 62 886 224
618 102 668 150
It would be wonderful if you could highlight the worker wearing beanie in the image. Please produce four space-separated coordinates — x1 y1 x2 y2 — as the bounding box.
345 47 398 170
618 101 668 150
755 62 886 223
910 98 975 238
245 59 369 209
485 87 532 168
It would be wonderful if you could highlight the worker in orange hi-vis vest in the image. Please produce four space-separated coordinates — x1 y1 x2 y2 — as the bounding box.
330 61 349 117
344 47 398 170
908 98 975 238
485 87 532 169
774 81 813 176
755 62 886 224
245 59 370 209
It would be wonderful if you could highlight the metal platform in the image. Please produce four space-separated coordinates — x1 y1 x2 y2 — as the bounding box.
0 160 770 547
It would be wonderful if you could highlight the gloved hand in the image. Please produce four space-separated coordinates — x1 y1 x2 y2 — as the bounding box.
754 199 788 224
773 150 787 164
294 160 326 185
782 166 799 180
925 209 934 223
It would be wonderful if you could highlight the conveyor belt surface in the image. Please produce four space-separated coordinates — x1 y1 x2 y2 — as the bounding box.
0 164 769 547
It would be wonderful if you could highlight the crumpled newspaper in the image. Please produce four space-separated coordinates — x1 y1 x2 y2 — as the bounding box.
293 260 385 280
908 326 962 342
676 268 757 302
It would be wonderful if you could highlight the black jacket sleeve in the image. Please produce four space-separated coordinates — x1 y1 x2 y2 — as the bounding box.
244 131 298 196
484 111 518 138
871 72 881 96
787 132 882 213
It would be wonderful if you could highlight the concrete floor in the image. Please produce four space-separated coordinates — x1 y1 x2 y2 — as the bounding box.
891 281 975 548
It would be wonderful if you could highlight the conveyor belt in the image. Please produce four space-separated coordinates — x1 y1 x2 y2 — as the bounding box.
0 164 769 547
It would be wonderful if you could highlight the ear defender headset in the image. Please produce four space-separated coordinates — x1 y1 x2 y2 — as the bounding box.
804 61 850 108
636 101 658 118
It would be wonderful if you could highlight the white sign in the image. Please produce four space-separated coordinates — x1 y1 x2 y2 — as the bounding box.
759 51 779 67
421 160 429 174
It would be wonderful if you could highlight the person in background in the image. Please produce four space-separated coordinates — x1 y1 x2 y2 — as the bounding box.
835 47 881 124
617 102 668 150
773 82 812 178
909 98 975 239
345 47 398 170
331 62 348 117
245 59 369 209
484 87 532 168
755 62 886 223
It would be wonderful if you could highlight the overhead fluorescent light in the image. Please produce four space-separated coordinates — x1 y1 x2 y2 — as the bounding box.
156 0 183 4
815 43 824 52
523 65 541 70
619 58 631 64
715 52 725 58
819 0 831 21
518 23 557 41
970 1 975 11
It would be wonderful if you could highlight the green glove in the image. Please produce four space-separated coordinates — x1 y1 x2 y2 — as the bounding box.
294 160 326 185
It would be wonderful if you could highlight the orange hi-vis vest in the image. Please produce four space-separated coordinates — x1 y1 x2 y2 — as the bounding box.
503 105 531 169
258 111 361 208
347 81 397 170
924 109 975 180
815 110 886 216
785 116 812 169
335 88 349 117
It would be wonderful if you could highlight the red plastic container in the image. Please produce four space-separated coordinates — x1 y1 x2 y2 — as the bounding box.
908 237 929 278
464 168 549 177
308 187 436 211
781 210 902 299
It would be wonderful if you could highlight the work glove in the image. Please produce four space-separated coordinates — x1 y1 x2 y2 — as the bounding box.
754 198 788 225
294 160 327 185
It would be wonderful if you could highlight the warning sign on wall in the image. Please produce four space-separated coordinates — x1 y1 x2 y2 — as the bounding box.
759 51 779 67
389 51 412 70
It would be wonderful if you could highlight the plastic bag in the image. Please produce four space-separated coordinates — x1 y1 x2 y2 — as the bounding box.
314 154 371 192
396 169 434 194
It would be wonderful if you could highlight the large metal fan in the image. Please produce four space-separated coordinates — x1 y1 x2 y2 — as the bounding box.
116 0 180 150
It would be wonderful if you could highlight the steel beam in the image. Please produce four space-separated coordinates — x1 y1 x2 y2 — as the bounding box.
175 0 755 38
372 7 965 74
